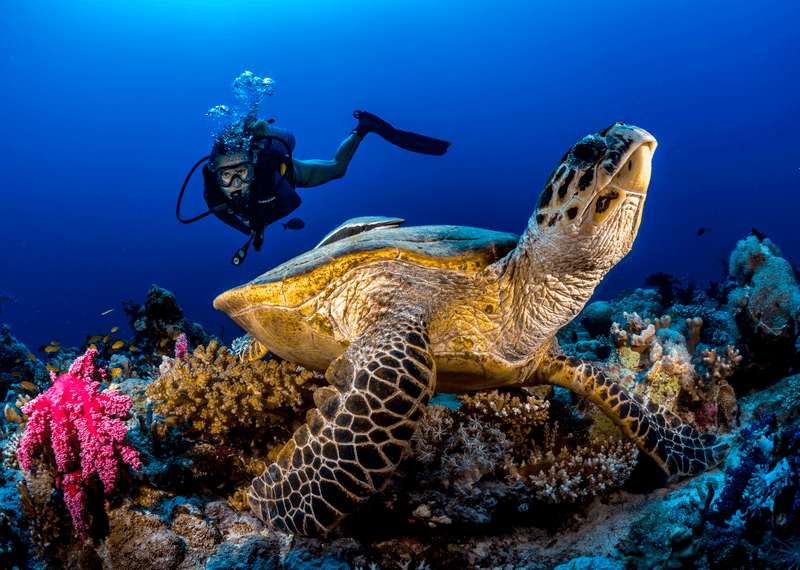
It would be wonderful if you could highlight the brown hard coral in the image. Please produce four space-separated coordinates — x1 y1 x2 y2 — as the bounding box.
515 437 638 504
17 470 72 549
101 506 185 570
146 341 324 442
458 387 550 446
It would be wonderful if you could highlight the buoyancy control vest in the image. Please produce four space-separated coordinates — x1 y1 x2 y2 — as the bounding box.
202 146 299 237
176 131 299 265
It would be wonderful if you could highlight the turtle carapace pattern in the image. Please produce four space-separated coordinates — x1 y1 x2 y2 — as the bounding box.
214 122 729 536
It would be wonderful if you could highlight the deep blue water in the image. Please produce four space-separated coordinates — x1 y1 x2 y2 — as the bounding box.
2 0 799 353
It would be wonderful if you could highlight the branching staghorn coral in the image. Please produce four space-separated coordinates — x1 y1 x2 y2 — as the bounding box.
458 388 550 446
514 437 638 503
146 341 324 442
692 346 741 428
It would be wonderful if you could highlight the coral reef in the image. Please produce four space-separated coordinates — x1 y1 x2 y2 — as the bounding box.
618 481 715 570
458 388 550 446
17 468 72 549
728 232 800 389
0 506 26 570
605 310 739 432
122 284 217 359
146 340 324 444
408 404 513 489
2 234 800 569
518 438 638 504
16 349 141 539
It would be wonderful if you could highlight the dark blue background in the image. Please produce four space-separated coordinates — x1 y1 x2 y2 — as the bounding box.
2 0 798 352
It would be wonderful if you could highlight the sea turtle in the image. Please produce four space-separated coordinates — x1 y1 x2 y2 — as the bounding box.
214 123 729 536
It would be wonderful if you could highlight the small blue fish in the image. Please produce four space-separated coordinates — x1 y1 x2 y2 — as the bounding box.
281 218 306 231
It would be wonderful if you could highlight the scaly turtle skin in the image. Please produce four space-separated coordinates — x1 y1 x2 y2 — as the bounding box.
214 123 729 536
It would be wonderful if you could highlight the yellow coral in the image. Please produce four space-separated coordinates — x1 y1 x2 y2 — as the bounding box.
588 409 627 442
146 341 324 441
617 346 641 370
647 371 682 409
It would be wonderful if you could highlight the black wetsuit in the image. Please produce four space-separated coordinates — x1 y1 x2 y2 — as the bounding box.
203 145 301 239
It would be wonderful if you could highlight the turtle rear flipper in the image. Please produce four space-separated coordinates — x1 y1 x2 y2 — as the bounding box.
534 353 729 476
248 311 436 536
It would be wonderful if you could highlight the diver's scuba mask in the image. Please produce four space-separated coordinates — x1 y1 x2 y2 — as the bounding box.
214 160 256 188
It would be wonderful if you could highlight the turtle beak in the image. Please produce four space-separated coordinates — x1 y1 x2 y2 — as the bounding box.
583 127 657 240
610 136 657 196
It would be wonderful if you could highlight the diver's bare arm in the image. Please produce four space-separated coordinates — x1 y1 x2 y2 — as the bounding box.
293 133 362 188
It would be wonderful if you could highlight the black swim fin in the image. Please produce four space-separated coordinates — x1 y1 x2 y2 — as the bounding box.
353 110 451 156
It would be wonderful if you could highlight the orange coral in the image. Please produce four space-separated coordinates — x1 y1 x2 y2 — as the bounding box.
146 341 323 442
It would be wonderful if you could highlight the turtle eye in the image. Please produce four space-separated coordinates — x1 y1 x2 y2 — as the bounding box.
570 137 607 163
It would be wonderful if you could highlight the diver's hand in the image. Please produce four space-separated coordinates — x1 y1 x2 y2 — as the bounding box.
251 118 274 140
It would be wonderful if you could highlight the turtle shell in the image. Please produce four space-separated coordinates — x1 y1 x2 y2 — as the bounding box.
214 224 518 370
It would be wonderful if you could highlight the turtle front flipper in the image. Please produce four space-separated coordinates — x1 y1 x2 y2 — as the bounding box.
248 312 436 536
533 353 729 476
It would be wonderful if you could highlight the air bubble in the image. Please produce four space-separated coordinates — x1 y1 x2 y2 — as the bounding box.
206 72 277 140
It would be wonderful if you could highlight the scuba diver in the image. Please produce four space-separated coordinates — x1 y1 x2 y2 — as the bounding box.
178 110 451 266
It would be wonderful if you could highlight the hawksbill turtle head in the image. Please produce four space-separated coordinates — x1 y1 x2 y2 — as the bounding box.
531 122 657 272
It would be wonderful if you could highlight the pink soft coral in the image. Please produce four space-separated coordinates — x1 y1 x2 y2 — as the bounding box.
17 348 141 539
175 332 188 361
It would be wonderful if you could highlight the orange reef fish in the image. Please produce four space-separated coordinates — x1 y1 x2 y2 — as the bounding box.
112 341 125 349
111 326 119 332
88 335 103 343
101 309 114 315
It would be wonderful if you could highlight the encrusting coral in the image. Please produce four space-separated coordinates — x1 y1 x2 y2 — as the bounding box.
17 467 73 548
727 232 800 387
146 341 324 443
